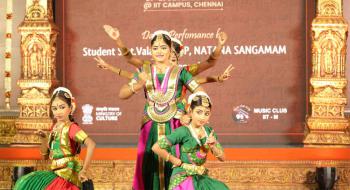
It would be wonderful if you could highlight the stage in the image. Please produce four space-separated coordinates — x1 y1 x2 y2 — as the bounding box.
1 0 350 189
1 148 350 189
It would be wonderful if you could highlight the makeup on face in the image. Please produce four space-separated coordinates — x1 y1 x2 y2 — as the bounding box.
151 40 171 63
190 106 211 128
51 98 71 122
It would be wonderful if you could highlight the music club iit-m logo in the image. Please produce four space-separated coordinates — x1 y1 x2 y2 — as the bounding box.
232 105 251 123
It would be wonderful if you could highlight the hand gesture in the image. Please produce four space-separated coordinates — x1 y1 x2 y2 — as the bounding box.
217 32 228 46
206 130 217 146
78 169 88 182
218 64 234 82
103 25 120 40
34 129 47 138
180 115 191 125
170 156 182 167
94 56 111 70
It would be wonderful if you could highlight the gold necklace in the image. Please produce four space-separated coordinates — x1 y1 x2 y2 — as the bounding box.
155 64 172 74
52 121 69 136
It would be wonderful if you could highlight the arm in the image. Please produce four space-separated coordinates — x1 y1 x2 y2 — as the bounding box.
94 56 134 79
119 69 135 79
152 143 182 167
181 68 206 93
195 76 220 84
194 32 228 75
210 143 225 161
103 25 144 68
122 50 145 68
79 137 96 181
40 136 49 160
35 129 50 160
195 64 234 84
152 128 186 167
67 124 96 182
119 71 148 99
206 131 225 162
193 86 205 93
118 80 145 99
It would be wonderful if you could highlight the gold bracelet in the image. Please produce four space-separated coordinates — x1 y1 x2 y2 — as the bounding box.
217 76 223 83
121 48 130 56
122 50 131 56
209 53 219 61
166 153 171 162
118 69 121 76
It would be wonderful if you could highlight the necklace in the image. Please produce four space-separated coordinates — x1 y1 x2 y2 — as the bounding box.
188 124 208 146
155 65 169 74
50 121 69 149
52 121 70 137
152 66 170 93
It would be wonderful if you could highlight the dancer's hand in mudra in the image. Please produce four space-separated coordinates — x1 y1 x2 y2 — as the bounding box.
170 156 182 167
103 25 120 41
94 56 111 70
34 129 47 138
180 115 191 125
78 169 88 182
206 131 217 147
218 64 234 82
217 32 228 46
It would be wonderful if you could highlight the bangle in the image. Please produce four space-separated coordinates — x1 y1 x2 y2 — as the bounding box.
121 47 128 53
129 83 137 94
118 69 121 76
123 50 131 56
121 48 131 56
209 53 219 61
217 76 223 83
166 153 171 162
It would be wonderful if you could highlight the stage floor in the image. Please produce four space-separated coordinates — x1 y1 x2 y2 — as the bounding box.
1 148 350 189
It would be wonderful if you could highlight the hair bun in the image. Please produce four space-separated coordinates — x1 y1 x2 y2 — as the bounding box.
188 92 212 106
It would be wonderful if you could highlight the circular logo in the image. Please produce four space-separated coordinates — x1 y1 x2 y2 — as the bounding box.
232 105 251 123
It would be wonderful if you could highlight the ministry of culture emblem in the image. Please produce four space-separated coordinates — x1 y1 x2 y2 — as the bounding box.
82 104 94 125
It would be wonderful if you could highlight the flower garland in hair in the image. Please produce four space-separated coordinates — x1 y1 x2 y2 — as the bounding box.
186 91 212 112
52 87 76 114
188 91 212 106
151 30 171 39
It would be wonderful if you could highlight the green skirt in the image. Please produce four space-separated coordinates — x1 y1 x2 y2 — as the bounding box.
14 170 80 190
